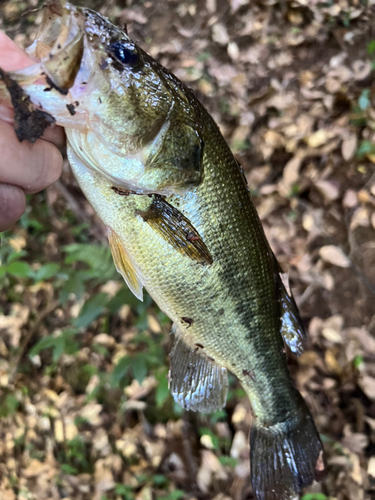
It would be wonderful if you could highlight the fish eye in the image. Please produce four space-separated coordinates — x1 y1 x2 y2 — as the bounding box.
109 41 139 67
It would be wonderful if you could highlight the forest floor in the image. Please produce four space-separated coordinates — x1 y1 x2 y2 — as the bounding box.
0 1 374 499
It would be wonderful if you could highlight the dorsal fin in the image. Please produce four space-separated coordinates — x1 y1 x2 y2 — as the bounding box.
107 227 144 301
168 324 228 412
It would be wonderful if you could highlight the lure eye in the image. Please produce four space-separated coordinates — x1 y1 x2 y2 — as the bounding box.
109 41 139 67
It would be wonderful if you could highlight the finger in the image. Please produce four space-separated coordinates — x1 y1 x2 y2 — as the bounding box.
0 103 14 124
0 31 34 71
41 125 66 149
0 120 62 193
0 183 26 232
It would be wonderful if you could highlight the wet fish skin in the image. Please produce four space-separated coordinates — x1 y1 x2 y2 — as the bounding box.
0 2 324 498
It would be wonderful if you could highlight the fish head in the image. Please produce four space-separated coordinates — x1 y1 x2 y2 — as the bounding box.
1 0 202 193
8 1 172 142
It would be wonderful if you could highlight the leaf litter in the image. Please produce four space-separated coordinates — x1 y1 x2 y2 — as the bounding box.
0 0 375 499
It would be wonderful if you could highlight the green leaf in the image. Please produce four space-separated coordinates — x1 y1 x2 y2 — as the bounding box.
112 355 148 386
197 51 211 62
210 409 227 424
63 243 116 282
130 355 148 384
157 490 185 500
301 494 328 500
6 394 19 414
218 456 238 467
52 336 66 362
29 336 60 358
155 369 170 408
60 464 78 475
107 285 140 313
7 250 27 264
353 355 363 368
367 40 375 55
356 140 375 158
358 89 370 111
73 292 108 328
29 330 79 362
34 263 60 282
153 474 168 487
111 356 130 387
59 270 91 304
115 484 135 500
6 261 32 278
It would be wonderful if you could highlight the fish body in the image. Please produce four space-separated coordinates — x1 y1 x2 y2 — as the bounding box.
0 2 324 498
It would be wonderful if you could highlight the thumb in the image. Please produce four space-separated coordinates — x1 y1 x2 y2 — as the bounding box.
0 31 35 71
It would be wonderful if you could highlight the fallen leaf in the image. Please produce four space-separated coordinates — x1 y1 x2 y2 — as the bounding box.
211 23 230 45
319 245 351 267
359 376 375 400
315 180 340 201
342 134 358 160
230 430 247 459
368 456 375 478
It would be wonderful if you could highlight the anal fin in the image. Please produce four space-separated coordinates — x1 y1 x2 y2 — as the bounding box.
108 227 144 301
169 325 228 412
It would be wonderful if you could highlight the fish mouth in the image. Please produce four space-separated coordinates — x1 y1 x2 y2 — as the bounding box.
24 0 85 94
22 1 129 95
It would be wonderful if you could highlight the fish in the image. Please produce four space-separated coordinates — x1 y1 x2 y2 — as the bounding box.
0 1 325 498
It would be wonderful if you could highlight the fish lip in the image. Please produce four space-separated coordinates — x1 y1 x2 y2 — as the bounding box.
80 7 131 48
20 1 85 93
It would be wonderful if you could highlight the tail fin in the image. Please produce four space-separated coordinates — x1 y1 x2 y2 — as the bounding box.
250 412 324 500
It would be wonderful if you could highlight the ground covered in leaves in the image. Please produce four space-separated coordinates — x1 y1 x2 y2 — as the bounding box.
0 0 375 499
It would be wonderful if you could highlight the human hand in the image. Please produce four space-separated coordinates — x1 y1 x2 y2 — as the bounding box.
0 31 65 232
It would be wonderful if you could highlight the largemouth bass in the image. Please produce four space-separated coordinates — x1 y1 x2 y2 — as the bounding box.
0 1 324 498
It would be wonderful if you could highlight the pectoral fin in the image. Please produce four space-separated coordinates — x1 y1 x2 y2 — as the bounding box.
169 324 228 412
108 227 144 300
136 196 213 265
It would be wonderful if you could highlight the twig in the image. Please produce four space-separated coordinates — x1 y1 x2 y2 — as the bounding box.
8 299 60 384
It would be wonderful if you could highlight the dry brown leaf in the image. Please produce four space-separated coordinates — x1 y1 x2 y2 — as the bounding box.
359 376 375 400
227 42 239 60
319 245 351 268
342 426 369 454
342 134 358 161
124 376 157 400
211 23 230 45
306 129 329 148
325 349 342 375
94 461 115 498
349 452 363 485
94 333 116 347
343 189 358 208
314 180 340 201
230 430 248 459
352 60 372 81
8 234 27 252
321 315 344 342
232 404 247 425
80 403 102 425
278 155 302 195
350 207 370 229
197 450 227 493
368 456 375 478
54 418 78 442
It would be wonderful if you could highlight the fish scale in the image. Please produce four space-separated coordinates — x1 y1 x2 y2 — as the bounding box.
0 1 324 498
